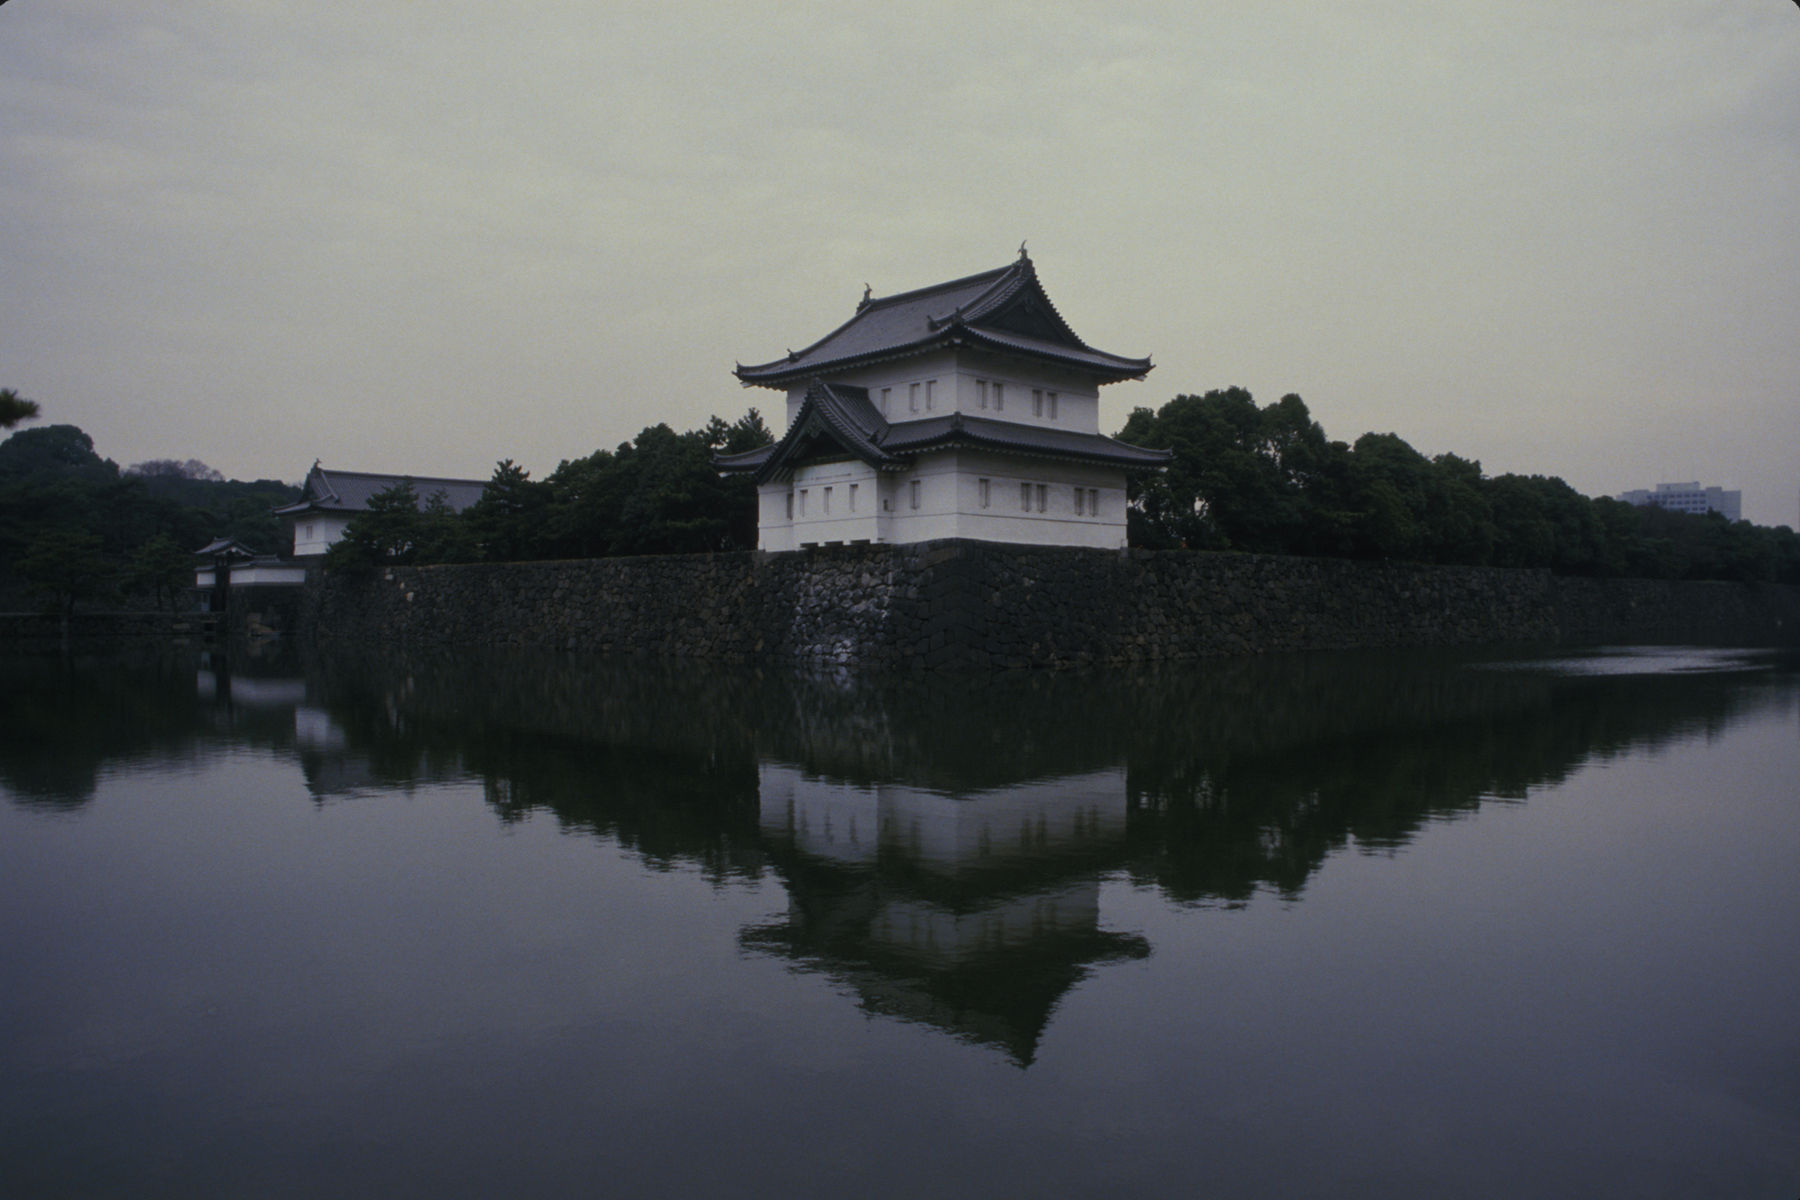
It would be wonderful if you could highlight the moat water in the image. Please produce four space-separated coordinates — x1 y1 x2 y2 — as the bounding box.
2 642 1797 1198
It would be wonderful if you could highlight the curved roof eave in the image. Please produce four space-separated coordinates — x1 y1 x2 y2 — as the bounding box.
737 329 1152 389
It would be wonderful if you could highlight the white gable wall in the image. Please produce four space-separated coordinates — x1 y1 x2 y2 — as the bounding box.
292 513 354 557
786 349 1103 435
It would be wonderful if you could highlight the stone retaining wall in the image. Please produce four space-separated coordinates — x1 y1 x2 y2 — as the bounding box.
304 541 1800 668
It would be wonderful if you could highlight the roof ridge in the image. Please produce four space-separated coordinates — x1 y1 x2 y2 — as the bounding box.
861 262 1013 312
312 467 488 486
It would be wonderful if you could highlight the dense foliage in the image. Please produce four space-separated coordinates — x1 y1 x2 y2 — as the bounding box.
1121 389 1800 583
0 424 298 612
5 383 1793 612
324 411 774 574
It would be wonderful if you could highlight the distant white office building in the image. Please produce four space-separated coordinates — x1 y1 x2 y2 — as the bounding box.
1617 481 1742 522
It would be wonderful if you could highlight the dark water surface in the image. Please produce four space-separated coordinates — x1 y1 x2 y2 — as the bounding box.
2 642 1796 1198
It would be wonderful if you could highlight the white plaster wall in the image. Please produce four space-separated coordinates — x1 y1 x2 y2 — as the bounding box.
292 514 352 557
757 484 796 553
934 450 1128 549
950 352 1102 435
816 350 961 425
787 460 880 547
756 450 1129 550
876 452 963 544
198 563 308 588
800 351 1103 435
229 563 309 586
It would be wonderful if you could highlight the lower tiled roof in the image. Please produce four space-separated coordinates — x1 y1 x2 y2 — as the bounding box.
715 384 1169 485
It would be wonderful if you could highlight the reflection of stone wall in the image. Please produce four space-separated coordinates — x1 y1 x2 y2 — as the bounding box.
307 541 1800 668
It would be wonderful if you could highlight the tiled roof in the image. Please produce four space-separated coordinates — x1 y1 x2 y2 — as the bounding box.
273 465 489 516
735 252 1153 388
193 537 261 559
718 381 907 485
883 414 1174 468
716 381 1170 485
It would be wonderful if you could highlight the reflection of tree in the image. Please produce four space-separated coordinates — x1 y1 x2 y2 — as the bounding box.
0 642 305 809
285 645 1799 905
298 647 767 881
1119 650 1789 904
14 640 1792 914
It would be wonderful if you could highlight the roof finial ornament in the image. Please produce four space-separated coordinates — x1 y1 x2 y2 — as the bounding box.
863 282 872 302
1018 239 1029 260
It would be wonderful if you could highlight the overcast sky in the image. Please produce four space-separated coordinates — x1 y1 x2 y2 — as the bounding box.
3 2 1796 525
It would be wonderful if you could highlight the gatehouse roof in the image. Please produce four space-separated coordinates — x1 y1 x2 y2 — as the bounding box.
735 250 1153 389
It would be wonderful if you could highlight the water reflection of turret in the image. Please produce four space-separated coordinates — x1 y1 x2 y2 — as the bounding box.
279 643 1800 906
742 763 1148 1066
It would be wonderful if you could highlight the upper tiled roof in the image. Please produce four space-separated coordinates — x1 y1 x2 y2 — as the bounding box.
716 380 1171 486
272 464 489 517
735 251 1153 388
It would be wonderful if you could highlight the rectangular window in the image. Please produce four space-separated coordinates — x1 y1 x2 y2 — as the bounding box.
848 483 858 512
1072 486 1084 515
925 379 935 411
785 493 794 520
978 478 990 509
1032 389 1043 417
1036 484 1047 512
1021 482 1031 512
910 480 921 510
1089 489 1100 517
993 382 1004 411
909 383 919 413
823 486 832 515
798 490 808 516
880 387 891 415
977 380 988 410
1047 391 1058 419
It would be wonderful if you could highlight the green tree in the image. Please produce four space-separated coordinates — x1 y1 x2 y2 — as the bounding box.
416 488 475 564
1120 389 1342 553
19 530 114 616
324 480 422 574
466 460 550 562
0 388 39 430
126 533 193 610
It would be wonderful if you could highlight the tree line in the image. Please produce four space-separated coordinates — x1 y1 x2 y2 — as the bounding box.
1120 388 1799 584
4 382 1795 616
0 422 297 614
323 412 774 573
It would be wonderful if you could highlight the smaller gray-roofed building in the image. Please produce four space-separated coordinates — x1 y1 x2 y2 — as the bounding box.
275 463 488 558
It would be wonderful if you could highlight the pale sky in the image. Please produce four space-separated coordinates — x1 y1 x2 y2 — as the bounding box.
3 2 1796 525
